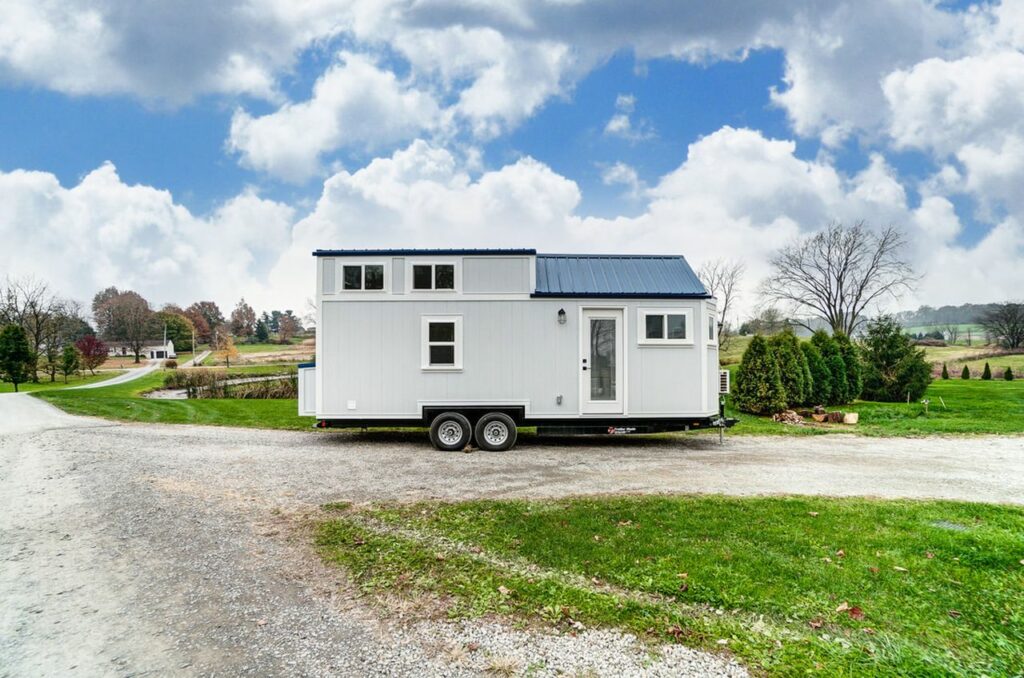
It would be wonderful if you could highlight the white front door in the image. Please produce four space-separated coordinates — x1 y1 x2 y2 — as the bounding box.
580 308 624 414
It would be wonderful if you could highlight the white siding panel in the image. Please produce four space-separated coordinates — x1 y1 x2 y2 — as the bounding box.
463 256 530 294
318 298 715 419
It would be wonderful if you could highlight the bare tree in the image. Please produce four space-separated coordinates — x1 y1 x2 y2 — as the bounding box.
1 276 64 381
697 259 745 349
977 302 1024 349
760 221 915 335
99 291 155 363
940 322 961 345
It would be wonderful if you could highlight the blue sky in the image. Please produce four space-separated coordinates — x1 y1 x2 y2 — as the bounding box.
1 1 1021 318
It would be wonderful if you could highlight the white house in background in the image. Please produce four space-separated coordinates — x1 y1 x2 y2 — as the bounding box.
107 340 176 359
298 248 730 451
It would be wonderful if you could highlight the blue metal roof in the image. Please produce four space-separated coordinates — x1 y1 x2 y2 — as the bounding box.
313 248 536 257
533 254 709 298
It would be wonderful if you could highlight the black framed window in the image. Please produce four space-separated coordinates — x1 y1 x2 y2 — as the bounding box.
342 264 385 291
412 263 456 290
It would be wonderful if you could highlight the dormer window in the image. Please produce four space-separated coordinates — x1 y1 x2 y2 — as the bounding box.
342 264 385 291
412 263 455 290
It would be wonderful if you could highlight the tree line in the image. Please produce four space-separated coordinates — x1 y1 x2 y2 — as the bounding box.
0 275 307 391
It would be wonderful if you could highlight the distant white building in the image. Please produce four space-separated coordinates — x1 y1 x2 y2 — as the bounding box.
107 340 176 359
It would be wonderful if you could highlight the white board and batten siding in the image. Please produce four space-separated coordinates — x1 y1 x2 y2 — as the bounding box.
313 252 719 421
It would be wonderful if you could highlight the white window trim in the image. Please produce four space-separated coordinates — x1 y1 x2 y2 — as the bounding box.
408 260 460 293
637 308 694 346
421 315 463 371
339 261 389 292
708 312 718 346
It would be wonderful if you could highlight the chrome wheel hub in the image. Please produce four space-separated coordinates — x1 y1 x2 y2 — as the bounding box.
438 421 463 446
483 421 509 445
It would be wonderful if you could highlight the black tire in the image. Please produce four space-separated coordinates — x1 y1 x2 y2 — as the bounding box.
473 412 518 451
429 412 473 451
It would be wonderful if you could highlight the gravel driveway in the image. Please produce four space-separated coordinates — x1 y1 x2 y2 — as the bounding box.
2 394 1021 677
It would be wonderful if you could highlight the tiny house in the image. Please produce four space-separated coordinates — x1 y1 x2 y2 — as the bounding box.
299 249 728 450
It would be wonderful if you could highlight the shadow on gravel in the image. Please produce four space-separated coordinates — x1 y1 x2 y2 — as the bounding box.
319 428 725 450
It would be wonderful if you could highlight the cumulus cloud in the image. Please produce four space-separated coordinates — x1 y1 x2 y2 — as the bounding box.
0 0 350 103
5 127 1021 321
228 52 442 182
0 163 292 311
260 130 1022 318
884 49 1024 213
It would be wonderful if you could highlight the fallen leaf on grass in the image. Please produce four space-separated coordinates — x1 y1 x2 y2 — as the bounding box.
677 572 688 579
809 618 824 629
836 602 850 613
862 627 876 635
893 566 909 572
848 606 865 621
836 549 846 558
678 583 689 592
948 609 962 618
868 566 880 574
497 585 511 596
592 535 603 542
808 511 819 517
666 625 686 640
926 552 935 559
822 557 833 563
590 577 602 586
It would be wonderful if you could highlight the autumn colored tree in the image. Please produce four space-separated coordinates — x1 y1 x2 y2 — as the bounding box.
182 306 212 344
75 335 108 375
216 331 239 368
187 301 225 340
230 298 257 339
277 311 301 343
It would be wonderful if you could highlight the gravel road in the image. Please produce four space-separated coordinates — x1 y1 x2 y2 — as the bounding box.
2 394 1021 677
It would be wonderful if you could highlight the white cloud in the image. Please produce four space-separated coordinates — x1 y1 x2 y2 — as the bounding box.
0 0 351 103
228 52 441 182
884 49 1024 213
603 94 654 142
600 162 642 197
0 163 292 311
261 130 1021 320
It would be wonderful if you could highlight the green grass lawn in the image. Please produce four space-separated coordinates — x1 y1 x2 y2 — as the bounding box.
316 496 1024 677
36 369 313 430
0 370 123 394
721 365 1024 436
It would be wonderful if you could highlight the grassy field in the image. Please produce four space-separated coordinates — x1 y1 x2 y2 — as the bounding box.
36 369 314 430
33 366 1023 437
0 370 123 394
724 378 1024 436
316 496 1024 677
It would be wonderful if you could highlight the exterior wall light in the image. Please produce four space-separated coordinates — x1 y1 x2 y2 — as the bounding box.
557 308 566 324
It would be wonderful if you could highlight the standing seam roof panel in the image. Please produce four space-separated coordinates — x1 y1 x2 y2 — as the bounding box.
533 254 709 297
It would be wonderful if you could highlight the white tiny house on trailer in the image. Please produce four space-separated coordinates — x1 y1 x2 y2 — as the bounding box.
299 249 728 450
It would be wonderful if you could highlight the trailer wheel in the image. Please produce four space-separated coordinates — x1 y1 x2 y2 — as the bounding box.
474 412 518 451
429 412 473 451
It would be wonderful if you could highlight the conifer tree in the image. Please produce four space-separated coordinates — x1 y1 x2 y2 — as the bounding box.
941 363 949 380
981 362 992 380
812 330 850 405
961 365 971 379
733 335 788 415
833 331 863 400
768 329 808 407
1004 367 1014 381
800 341 831 406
